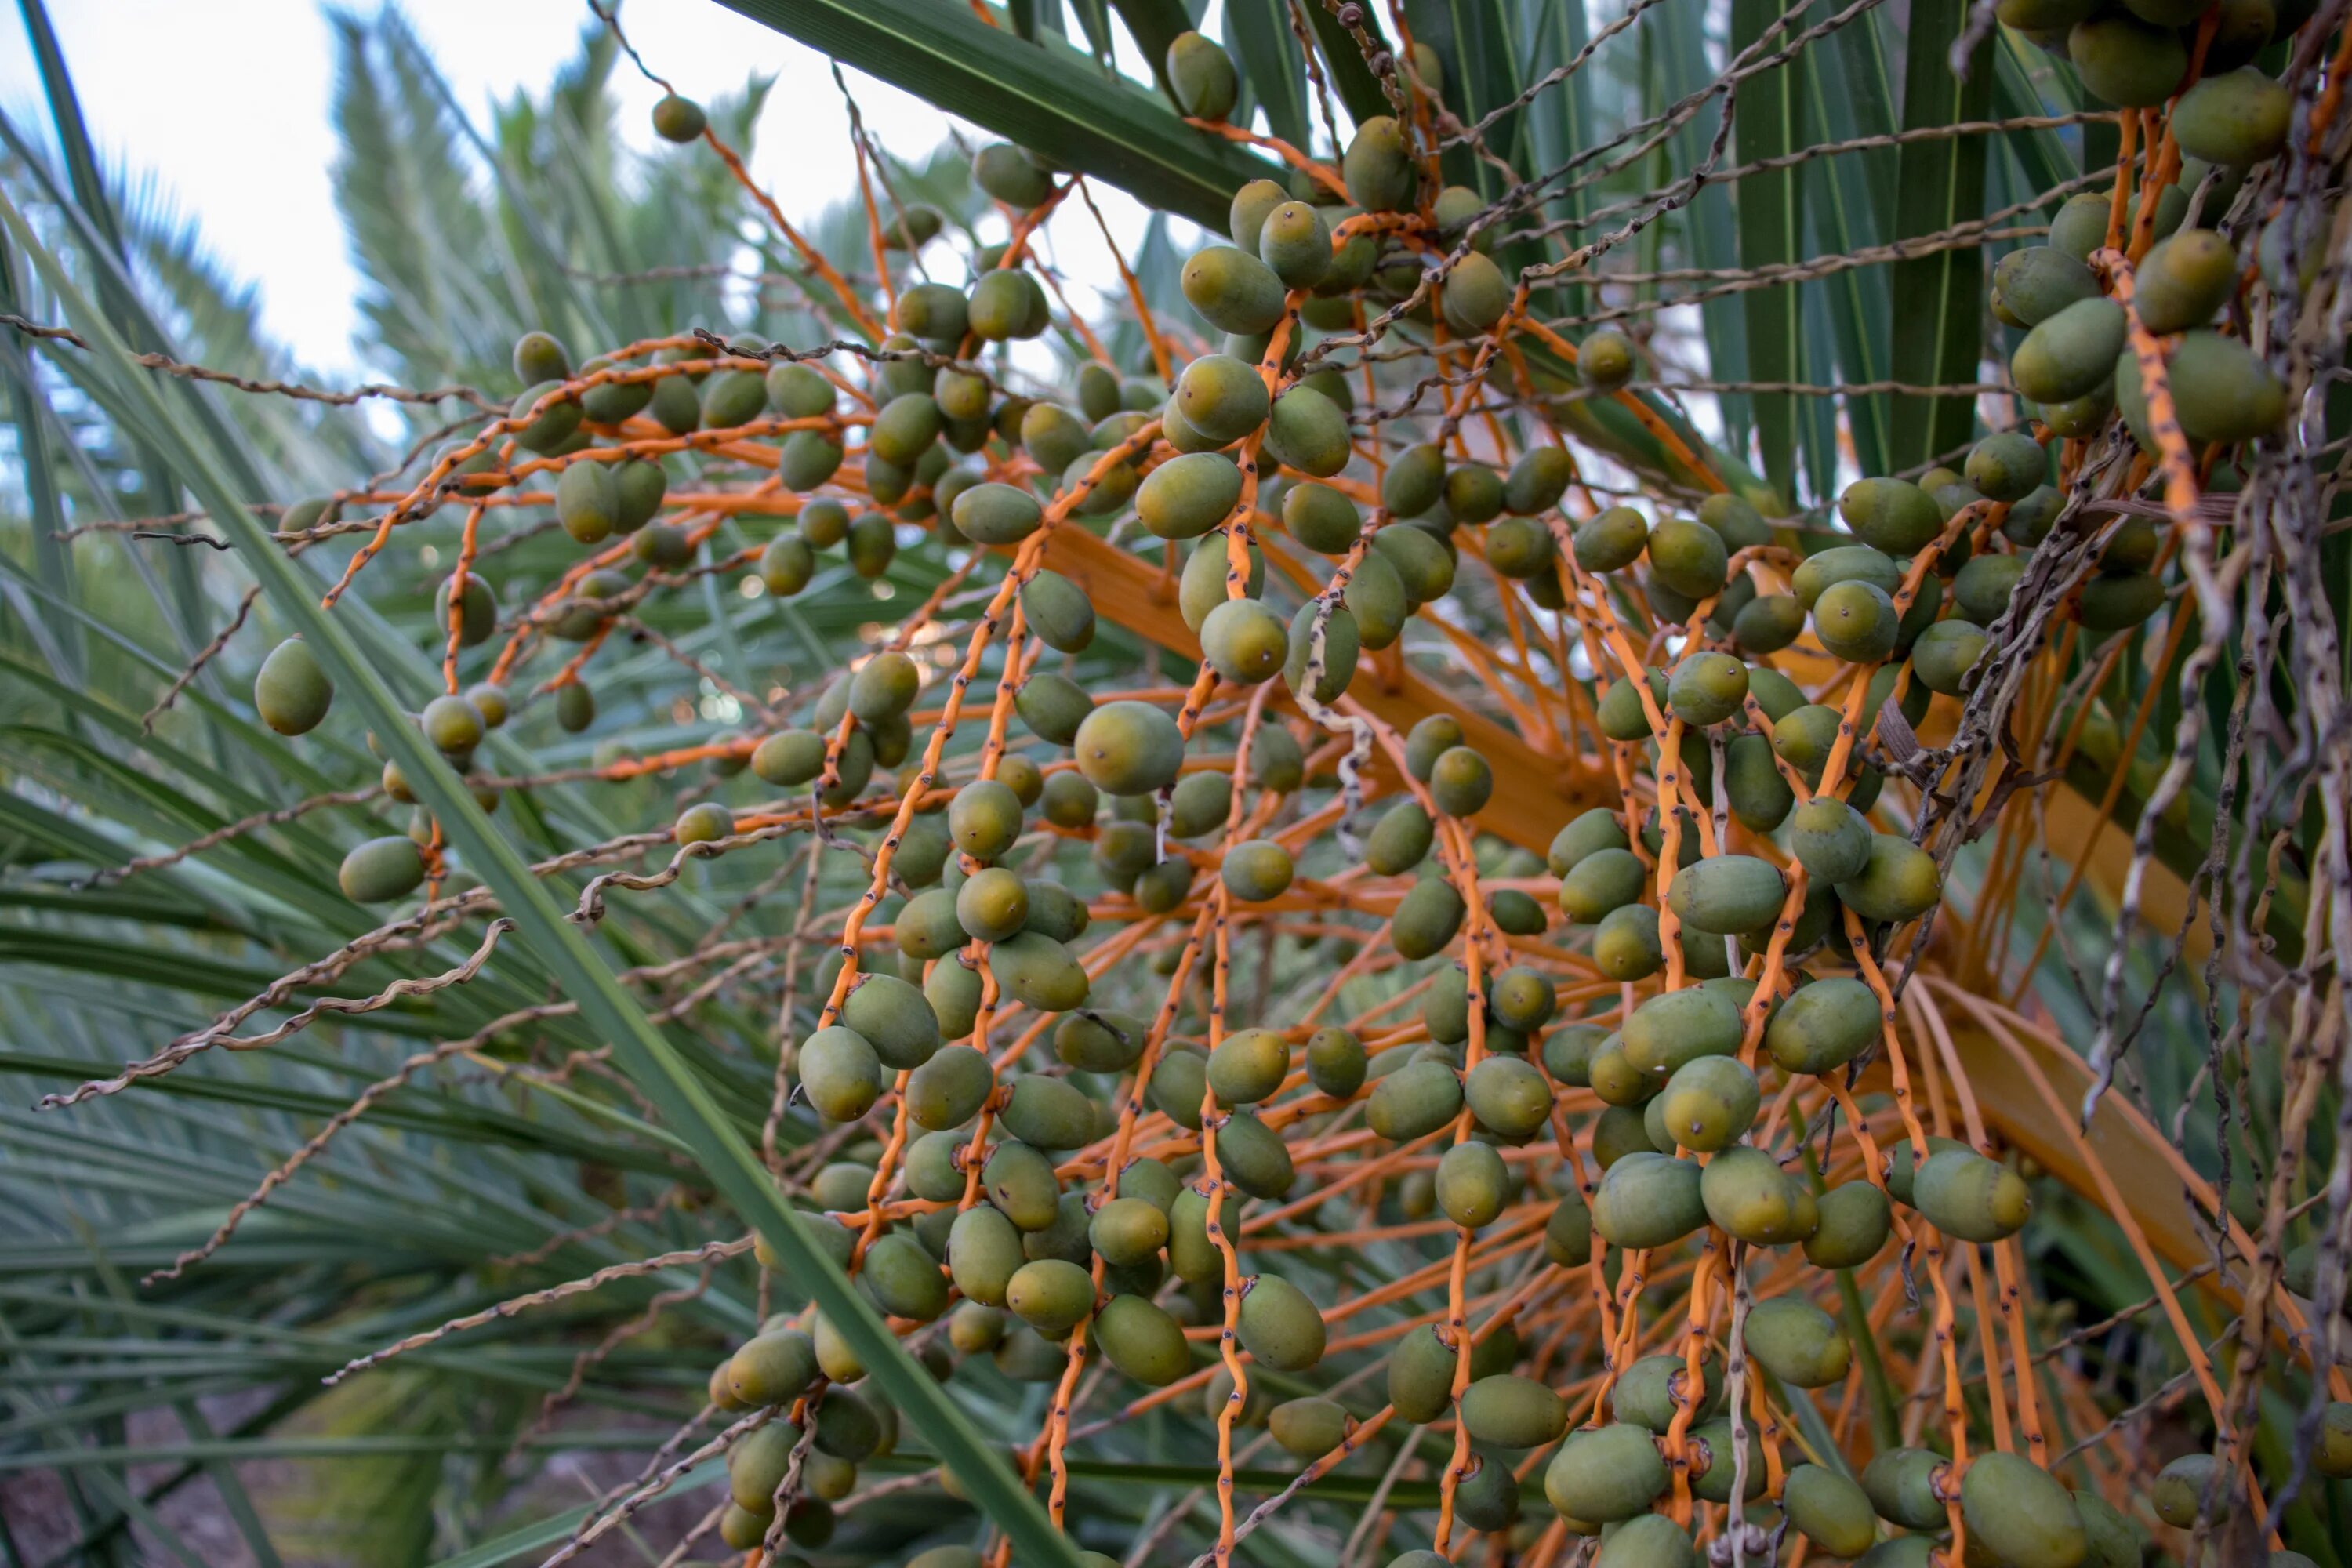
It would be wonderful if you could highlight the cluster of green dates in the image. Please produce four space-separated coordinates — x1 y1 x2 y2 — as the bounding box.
1526 978 2027 1250
268 69 2336 1568
1163 28 1636 372
739 641 931 818
1999 0 2303 122
273 92 1650 913
1569 482 1958 663
275 82 2345 1568
255 628 517 906
1386 1334 2350 1565
733 1002 1339 1425
1152 423 1583 689
1564 647 1945 940
1570 423 2168 759
703 1316 895 1551
1985 15 2299 450
266 321 866 902
1364 1376 2224 1563
715 680 1362 1407
2002 209 2285 449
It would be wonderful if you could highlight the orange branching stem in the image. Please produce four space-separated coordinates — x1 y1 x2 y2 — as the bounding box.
1513 313 1728 494
2106 110 2140 256
441 499 489 693
1183 118 1350 200
1862 969 1973 1562
1074 179 1175 386
699 130 884 340
1202 691 1276 1567
844 107 898 321
2307 16 2352 149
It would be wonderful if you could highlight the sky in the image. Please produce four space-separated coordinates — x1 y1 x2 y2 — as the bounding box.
0 0 1190 382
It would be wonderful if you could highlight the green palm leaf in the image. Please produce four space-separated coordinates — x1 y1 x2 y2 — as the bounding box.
1887 0 1995 470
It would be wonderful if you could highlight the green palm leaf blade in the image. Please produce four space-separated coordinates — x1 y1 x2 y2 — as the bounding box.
16 0 207 653
1796 267 1846 503
1107 0 1193 100
1992 28 2083 216
1732 0 1806 507
1798 0 1897 477
1655 0 1752 451
1225 0 1312 154
1518 0 1596 319
1069 0 1119 64
0 243 83 679
1887 0 1995 470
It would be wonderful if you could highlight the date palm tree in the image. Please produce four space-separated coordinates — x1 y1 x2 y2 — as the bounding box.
2 0 2346 1565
